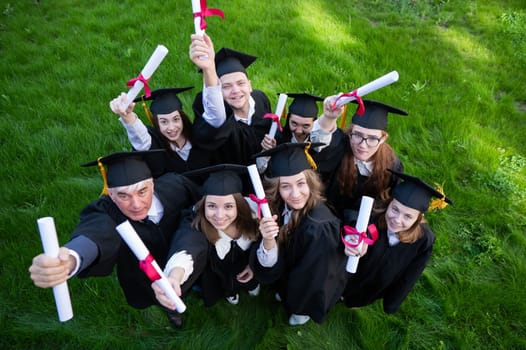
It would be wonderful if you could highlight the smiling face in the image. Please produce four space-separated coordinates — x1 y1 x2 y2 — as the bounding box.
385 198 421 233
156 110 185 147
220 72 252 116
109 179 154 221
204 194 238 233
288 114 314 142
278 172 311 210
349 124 386 161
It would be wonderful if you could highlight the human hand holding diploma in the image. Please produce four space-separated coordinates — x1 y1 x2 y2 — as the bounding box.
331 71 400 112
121 45 169 110
247 164 279 239
36 217 73 322
341 196 379 273
115 220 186 313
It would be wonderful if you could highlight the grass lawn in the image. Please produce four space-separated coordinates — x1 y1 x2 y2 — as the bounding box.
1 0 525 349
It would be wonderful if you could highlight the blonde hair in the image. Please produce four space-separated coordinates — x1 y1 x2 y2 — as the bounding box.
377 209 426 243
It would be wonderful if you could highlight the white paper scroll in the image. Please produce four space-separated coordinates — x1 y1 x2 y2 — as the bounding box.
115 220 186 313
192 0 205 35
123 45 169 110
334 71 399 108
247 164 272 219
36 217 73 322
346 196 374 273
268 93 288 138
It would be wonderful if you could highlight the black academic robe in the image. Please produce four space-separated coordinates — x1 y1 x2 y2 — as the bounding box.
251 203 346 323
191 90 272 166
70 173 202 309
343 222 435 313
139 126 211 178
325 156 403 225
168 209 258 307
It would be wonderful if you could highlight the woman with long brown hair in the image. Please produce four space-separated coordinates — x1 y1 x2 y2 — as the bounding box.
251 143 346 326
342 170 452 313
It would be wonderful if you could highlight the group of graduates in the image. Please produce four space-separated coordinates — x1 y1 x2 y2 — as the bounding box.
29 34 452 328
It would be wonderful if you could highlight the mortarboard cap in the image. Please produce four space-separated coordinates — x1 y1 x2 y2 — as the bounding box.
134 87 193 115
253 142 324 178
286 93 324 118
215 48 257 77
389 169 453 212
351 99 408 130
82 150 165 191
183 164 247 196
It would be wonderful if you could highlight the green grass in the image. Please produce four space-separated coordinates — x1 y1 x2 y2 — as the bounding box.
1 0 525 349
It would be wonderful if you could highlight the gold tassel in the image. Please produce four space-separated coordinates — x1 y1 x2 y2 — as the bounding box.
304 143 318 171
280 106 287 128
429 182 448 210
97 157 109 196
339 104 348 129
141 99 154 125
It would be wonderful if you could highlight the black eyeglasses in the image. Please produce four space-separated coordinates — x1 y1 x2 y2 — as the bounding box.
349 133 382 147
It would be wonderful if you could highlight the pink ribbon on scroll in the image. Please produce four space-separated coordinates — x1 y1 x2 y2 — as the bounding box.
139 253 161 281
340 224 379 248
126 73 151 98
193 0 225 30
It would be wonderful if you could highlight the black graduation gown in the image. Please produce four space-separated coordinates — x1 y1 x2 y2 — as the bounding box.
139 126 211 178
251 203 346 323
325 156 403 225
70 173 202 309
191 90 272 166
343 222 435 313
169 209 258 307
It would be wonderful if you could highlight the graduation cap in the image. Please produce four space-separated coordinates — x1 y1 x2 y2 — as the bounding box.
253 142 324 178
389 169 453 212
82 150 165 194
215 47 257 77
133 87 193 115
183 164 248 196
351 99 408 130
286 93 324 118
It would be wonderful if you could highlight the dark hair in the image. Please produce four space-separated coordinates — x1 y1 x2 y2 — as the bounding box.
191 193 259 243
152 109 193 152
338 124 396 203
263 169 325 246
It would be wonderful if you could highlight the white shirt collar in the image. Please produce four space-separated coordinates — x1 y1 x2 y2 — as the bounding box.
387 229 400 246
171 139 192 161
147 194 164 224
215 230 254 260
281 204 293 225
354 158 374 176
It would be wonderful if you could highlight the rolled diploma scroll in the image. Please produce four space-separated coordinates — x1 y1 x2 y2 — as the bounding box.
247 165 272 219
191 0 205 35
123 45 169 110
346 196 374 273
268 93 288 138
36 217 73 322
334 71 399 108
115 220 186 313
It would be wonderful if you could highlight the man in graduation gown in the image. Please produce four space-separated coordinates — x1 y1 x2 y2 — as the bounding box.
28 150 203 327
189 34 272 166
